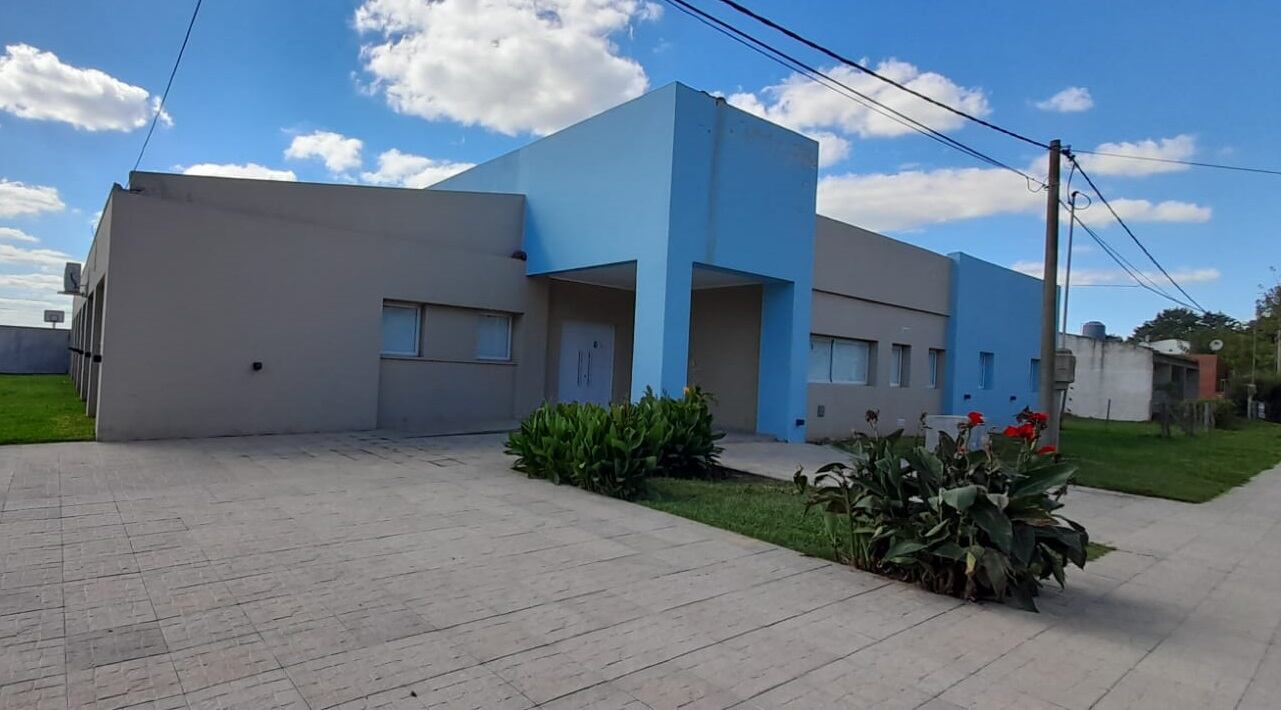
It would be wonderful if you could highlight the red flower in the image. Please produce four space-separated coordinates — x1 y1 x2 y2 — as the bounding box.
1032 412 1049 423
1002 425 1021 438
1036 445 1057 455
1018 423 1037 440
966 411 985 426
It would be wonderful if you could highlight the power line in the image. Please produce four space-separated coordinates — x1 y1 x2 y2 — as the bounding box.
1072 149 1281 177
660 0 1046 188
1067 155 1209 312
1071 211 1203 311
131 0 203 175
704 0 1049 150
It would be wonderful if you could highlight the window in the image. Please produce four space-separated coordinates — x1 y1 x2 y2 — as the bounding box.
928 349 943 389
1029 358 1041 391
890 344 910 387
476 313 512 360
809 336 872 384
381 303 420 356
979 351 995 390
808 337 833 382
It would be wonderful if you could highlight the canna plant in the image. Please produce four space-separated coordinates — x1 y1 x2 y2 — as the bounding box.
795 408 1089 611
505 386 724 500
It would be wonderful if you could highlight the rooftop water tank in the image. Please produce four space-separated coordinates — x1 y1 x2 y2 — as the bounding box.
1082 321 1107 341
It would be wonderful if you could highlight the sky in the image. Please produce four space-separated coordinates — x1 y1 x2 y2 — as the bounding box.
1 0 1277 334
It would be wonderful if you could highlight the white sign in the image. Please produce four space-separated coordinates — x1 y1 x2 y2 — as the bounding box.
43 310 65 324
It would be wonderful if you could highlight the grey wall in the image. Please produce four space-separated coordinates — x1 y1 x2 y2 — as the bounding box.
688 286 761 432
0 326 69 374
89 172 536 441
806 217 952 440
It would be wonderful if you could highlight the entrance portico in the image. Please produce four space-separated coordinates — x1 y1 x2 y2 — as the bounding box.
438 83 818 441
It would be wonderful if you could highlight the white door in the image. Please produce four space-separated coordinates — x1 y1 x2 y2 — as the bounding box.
558 321 615 405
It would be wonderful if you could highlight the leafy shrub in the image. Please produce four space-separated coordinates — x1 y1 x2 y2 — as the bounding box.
795 409 1089 611
637 386 725 478
505 387 724 499
1229 374 1281 422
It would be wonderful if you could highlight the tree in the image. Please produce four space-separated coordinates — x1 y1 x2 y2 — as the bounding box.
1129 308 1241 349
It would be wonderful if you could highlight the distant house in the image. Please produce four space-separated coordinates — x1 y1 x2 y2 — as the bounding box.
67 83 1046 442
1064 329 1200 421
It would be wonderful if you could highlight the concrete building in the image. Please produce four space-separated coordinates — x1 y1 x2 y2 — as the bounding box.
69 83 1044 442
1064 330 1200 421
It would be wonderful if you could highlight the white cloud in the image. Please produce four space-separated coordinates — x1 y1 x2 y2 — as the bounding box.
285 131 364 173
0 227 39 243
727 60 990 141
359 149 475 188
1077 198 1211 226
1011 260 1220 286
818 167 1041 231
354 0 656 136
0 43 163 131
0 295 72 327
179 163 298 181
1035 87 1093 113
0 242 71 268
724 92 848 167
0 179 65 218
0 272 62 291
1078 135 1195 176
818 165 1213 232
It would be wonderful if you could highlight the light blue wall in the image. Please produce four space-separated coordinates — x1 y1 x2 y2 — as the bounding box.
435 83 818 442
943 252 1046 426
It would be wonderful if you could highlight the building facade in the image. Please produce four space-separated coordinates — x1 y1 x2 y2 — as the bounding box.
1063 331 1201 421
69 83 1044 442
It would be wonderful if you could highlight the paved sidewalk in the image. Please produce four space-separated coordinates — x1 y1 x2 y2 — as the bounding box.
2 431 1279 709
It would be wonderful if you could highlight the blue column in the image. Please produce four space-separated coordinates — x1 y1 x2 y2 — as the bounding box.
631 257 692 400
757 281 809 442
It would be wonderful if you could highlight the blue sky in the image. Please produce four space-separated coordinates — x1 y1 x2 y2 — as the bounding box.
2 0 1277 333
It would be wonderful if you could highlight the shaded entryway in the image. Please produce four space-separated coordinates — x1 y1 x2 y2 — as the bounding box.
543 262 766 435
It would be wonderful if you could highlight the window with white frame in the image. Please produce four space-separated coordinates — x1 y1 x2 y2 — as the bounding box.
979 351 995 390
890 344 910 387
476 313 512 360
809 336 872 384
928 348 943 389
381 302 420 356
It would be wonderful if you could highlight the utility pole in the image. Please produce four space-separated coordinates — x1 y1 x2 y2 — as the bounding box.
1040 140 1062 446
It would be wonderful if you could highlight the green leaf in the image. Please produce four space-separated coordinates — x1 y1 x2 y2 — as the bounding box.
968 497 1014 553
941 485 980 511
1010 462 1078 499
885 539 928 562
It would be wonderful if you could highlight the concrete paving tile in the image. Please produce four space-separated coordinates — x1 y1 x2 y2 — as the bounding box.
332 665 533 710
157 606 256 652
183 669 305 710
66 653 182 710
284 631 476 708
66 621 168 672
0 672 66 710
170 635 281 693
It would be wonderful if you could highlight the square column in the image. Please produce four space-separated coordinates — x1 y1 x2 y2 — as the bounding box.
631 258 692 400
757 281 809 442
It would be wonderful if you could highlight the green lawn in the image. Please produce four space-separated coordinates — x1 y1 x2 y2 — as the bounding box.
0 374 95 445
640 476 1111 563
1062 416 1281 503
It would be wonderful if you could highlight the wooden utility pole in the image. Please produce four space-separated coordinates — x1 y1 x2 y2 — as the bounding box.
1040 140 1062 446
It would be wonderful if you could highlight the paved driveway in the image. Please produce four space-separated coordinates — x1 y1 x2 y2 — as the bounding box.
2 432 1279 709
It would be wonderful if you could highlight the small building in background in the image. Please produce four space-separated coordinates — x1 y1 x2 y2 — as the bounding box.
1064 326 1200 421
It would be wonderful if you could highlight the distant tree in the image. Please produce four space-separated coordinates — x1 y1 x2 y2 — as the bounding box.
1129 308 1241 348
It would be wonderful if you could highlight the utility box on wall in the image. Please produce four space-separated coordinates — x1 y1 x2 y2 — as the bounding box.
1054 348 1076 385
